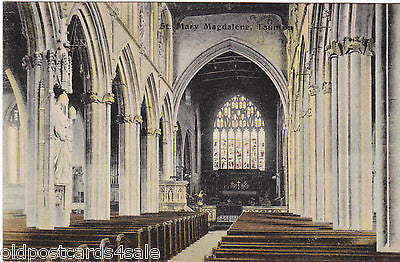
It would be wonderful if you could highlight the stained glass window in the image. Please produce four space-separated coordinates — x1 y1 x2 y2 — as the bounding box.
243 129 250 169
251 129 258 169
220 129 227 169
235 131 242 169
228 129 235 169
258 129 265 170
213 129 219 170
212 95 265 170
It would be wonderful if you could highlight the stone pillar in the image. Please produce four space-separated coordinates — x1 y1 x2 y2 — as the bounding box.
375 4 388 251
376 4 400 252
336 4 351 229
119 115 142 216
328 4 340 230
316 83 325 222
23 52 43 228
302 83 311 218
359 49 373 230
308 84 317 221
37 50 56 229
323 79 332 223
288 99 296 213
348 41 362 230
162 120 173 181
147 128 161 213
295 92 304 215
321 3 332 225
388 3 400 250
24 47 75 229
173 125 179 180
330 54 339 228
83 91 113 220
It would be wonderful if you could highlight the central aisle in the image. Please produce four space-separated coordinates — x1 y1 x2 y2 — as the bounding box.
170 230 227 262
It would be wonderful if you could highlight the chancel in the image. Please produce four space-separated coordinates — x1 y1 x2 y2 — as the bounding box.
3 2 400 261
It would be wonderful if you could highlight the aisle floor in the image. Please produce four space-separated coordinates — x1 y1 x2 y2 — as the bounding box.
169 230 227 262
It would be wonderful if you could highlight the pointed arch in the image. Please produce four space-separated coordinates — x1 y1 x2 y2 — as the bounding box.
173 38 288 123
142 73 159 130
66 2 113 95
117 43 141 116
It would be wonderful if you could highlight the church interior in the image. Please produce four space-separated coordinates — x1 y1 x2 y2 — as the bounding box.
3 2 400 260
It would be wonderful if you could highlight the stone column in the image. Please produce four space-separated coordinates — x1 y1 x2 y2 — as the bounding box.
348 38 362 229
328 4 340 230
119 115 142 216
308 84 317 221
37 50 56 229
302 84 311 218
322 3 333 225
147 128 161 213
359 47 373 230
173 125 179 180
162 120 172 181
316 82 325 223
337 4 351 229
83 91 113 220
323 79 332 223
288 98 296 213
23 52 43 228
375 4 388 251
295 90 304 216
377 4 400 252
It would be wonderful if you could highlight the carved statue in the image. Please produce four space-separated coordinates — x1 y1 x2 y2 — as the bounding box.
198 190 206 207
53 92 76 184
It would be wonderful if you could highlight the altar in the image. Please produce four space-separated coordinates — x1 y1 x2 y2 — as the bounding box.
201 169 276 207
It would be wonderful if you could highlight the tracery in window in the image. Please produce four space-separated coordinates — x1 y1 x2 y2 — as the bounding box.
213 95 265 170
7 105 23 184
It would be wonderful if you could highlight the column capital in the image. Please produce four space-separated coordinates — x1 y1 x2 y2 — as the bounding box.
81 92 101 104
300 108 312 118
322 82 332 94
325 40 343 58
133 115 143 124
308 84 318 96
45 49 57 72
343 36 374 56
148 128 162 136
102 93 115 104
81 92 115 105
116 114 132 124
22 55 32 70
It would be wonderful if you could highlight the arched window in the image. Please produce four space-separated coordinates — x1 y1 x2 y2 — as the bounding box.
213 95 265 170
5 104 23 184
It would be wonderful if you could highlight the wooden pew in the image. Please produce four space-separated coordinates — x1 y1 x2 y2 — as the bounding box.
3 211 208 261
205 211 400 261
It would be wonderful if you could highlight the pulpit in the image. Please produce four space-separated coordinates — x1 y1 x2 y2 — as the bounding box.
159 180 192 211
